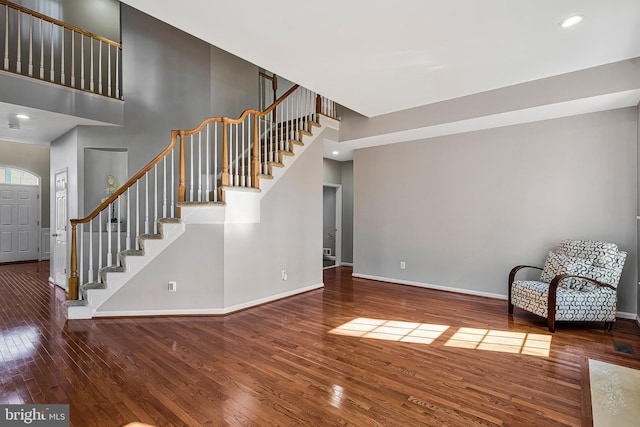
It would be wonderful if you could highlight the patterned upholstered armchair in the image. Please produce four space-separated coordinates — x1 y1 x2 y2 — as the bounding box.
508 240 626 332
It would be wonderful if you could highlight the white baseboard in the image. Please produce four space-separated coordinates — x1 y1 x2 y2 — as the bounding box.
616 311 637 320
352 273 508 300
95 283 325 318
341 262 353 267
352 273 639 320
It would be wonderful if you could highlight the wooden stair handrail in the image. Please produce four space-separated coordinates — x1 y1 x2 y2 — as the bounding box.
0 0 122 48
68 82 317 299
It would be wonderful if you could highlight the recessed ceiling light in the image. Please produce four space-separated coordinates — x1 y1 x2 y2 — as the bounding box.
332 151 339 155
16 114 30 119
560 15 583 28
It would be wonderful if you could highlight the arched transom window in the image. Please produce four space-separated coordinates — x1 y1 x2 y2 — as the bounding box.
0 167 39 185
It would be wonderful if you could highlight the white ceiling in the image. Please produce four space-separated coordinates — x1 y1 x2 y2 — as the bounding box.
121 0 640 118
0 102 111 146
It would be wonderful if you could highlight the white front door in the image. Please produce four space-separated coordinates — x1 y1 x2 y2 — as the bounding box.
0 184 39 262
53 169 68 289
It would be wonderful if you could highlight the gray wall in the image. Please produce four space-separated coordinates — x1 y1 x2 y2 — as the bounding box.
637 102 640 321
323 158 354 263
70 4 258 215
354 108 638 314
341 161 354 263
224 134 324 307
98 224 224 313
0 140 50 227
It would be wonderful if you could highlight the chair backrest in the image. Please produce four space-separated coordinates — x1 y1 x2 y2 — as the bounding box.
556 239 626 288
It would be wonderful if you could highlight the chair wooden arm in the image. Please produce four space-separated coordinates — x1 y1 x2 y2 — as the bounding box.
508 265 543 314
547 274 615 332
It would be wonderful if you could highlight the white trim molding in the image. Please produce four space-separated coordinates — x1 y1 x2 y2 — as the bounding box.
95 283 325 318
615 311 638 320
341 262 354 267
352 273 508 300
40 228 51 260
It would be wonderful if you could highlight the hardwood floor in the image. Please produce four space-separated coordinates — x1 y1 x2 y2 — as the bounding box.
1 263 639 426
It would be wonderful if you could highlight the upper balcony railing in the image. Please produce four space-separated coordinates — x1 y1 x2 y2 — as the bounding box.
1 0 122 99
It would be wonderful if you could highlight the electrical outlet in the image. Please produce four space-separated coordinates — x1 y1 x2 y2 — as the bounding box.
168 281 177 292
400 261 406 269
282 269 287 281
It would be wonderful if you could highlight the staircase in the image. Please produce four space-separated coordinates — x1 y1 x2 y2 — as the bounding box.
64 85 339 319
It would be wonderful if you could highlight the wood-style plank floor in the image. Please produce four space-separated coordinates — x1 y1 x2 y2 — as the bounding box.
1 262 640 426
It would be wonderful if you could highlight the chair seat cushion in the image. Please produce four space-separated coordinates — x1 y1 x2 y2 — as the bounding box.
511 280 617 322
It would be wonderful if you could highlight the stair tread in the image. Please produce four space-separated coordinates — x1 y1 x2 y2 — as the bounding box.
81 282 107 291
158 217 181 223
62 299 88 308
177 201 225 207
101 266 126 273
279 150 294 156
120 249 144 257
258 174 273 180
291 140 304 146
220 186 261 193
309 121 320 127
268 162 285 168
139 233 162 240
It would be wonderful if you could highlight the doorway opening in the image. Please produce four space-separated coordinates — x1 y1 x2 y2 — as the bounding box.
323 184 342 269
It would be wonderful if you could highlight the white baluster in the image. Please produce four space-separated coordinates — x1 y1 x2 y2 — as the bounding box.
88 219 94 283
70 30 74 86
135 183 140 249
90 38 94 91
98 211 103 276
16 13 21 73
3 5 9 70
144 172 149 234
98 41 102 94
235 124 239 186
189 135 194 201
205 124 210 202
162 157 167 218
80 35 84 89
198 132 202 201
170 150 175 217
107 44 111 97
79 223 83 285
213 123 218 202
28 15 32 76
117 196 121 266
60 27 64 84
39 20 44 78
107 203 112 267
153 165 158 234
115 47 119 98
126 188 131 250
241 120 245 187
49 22 54 81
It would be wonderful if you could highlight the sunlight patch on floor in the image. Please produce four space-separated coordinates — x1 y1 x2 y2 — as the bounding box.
444 328 551 356
328 317 449 344
329 319 551 357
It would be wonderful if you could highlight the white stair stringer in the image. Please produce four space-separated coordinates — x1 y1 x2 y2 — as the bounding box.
65 219 186 319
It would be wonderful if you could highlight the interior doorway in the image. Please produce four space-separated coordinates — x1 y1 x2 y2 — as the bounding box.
323 184 342 269
53 168 68 290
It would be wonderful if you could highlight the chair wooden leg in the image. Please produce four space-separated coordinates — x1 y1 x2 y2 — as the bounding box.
547 316 555 333
508 303 514 314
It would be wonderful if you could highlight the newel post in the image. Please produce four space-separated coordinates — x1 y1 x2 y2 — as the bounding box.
68 222 79 300
251 115 260 188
